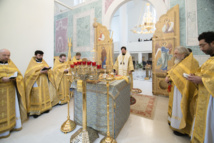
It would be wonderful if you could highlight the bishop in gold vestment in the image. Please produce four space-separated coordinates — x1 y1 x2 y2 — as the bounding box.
53 54 72 104
113 46 134 89
166 47 199 136
0 49 27 138
187 32 214 143
24 50 57 117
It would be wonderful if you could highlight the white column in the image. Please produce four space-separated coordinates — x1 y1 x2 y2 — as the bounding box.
138 53 142 64
119 3 128 48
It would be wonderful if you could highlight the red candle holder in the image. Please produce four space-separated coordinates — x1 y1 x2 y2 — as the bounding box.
70 64 74 68
74 62 77 66
77 61 81 65
82 61 86 65
92 62 96 66
87 61 92 66
97 65 101 69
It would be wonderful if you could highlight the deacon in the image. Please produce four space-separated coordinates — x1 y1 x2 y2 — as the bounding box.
113 46 134 89
0 49 27 138
165 46 199 136
24 50 57 118
53 54 72 104
187 32 214 143
71 52 82 64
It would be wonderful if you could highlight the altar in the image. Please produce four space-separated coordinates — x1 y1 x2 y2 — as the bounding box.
74 78 130 138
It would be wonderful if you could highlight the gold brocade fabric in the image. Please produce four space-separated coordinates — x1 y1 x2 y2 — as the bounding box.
191 57 214 143
167 53 199 135
24 57 56 115
113 56 134 89
115 76 129 83
0 60 27 134
53 59 71 104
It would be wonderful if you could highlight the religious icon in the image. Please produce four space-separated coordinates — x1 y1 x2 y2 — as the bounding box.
101 47 107 68
155 42 173 71
98 30 105 41
162 18 174 33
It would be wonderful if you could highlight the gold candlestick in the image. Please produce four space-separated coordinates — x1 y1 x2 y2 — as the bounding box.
100 79 117 143
61 75 76 133
70 77 90 143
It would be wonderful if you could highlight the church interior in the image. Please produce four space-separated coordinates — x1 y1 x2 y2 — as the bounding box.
0 0 214 143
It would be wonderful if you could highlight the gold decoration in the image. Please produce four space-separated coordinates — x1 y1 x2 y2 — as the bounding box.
100 78 117 143
61 74 76 133
152 5 180 96
93 19 114 72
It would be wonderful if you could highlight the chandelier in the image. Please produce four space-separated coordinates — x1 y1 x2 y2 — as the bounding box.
131 3 155 34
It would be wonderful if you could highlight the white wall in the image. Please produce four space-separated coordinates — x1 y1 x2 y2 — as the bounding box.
0 0 54 75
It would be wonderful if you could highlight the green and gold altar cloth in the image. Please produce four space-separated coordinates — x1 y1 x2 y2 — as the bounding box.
74 78 130 138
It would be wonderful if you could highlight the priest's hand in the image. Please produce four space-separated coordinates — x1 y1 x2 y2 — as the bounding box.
40 70 48 74
165 76 170 83
2 77 11 82
186 75 203 84
64 69 68 73
129 71 133 74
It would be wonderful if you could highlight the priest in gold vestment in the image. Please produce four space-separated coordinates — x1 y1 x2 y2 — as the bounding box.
165 46 199 136
24 50 57 118
0 49 27 138
187 32 214 143
113 46 134 89
53 54 72 104
71 52 82 64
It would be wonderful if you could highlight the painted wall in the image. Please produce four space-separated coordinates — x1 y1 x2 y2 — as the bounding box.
54 0 102 61
0 0 54 75
170 0 214 55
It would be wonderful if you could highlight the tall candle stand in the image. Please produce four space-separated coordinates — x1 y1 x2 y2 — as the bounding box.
61 73 76 133
70 61 101 143
100 76 117 143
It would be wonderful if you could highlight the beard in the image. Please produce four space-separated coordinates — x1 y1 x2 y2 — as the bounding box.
203 48 213 56
37 58 42 62
122 53 126 55
174 58 182 64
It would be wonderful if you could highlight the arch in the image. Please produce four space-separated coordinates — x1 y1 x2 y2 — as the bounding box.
102 0 168 29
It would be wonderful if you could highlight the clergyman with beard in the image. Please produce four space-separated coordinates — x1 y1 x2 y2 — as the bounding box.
24 50 56 118
113 46 134 89
165 46 199 136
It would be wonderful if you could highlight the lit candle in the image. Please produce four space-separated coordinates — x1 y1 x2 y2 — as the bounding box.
97 65 101 69
92 62 96 66
87 61 91 66
82 61 86 65
70 64 74 68
74 62 77 66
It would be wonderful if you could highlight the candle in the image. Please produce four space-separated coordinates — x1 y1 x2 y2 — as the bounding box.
97 65 101 69
87 61 91 66
74 62 77 66
70 64 74 68
92 62 96 66
77 61 81 65
82 61 86 65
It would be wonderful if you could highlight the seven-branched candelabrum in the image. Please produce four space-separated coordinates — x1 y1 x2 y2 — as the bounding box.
70 61 101 81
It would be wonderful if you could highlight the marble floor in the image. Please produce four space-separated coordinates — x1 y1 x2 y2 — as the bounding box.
1 79 190 143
